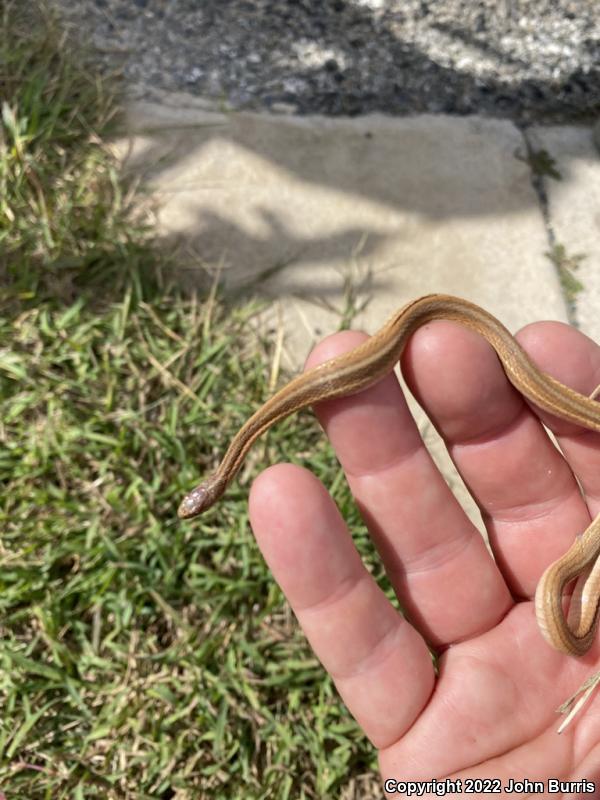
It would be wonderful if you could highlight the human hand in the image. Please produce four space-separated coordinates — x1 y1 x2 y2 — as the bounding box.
248 316 600 793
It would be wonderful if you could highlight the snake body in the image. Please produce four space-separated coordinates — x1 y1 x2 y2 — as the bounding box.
178 294 600 657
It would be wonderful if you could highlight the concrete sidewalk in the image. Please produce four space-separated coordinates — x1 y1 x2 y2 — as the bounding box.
113 94 600 528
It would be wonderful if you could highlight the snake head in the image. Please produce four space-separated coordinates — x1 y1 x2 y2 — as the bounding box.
178 476 224 519
177 484 212 519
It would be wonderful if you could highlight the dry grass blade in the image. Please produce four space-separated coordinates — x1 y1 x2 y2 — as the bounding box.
0 3 381 797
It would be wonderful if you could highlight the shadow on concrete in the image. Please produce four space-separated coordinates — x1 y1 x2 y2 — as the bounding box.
117 104 577 296
46 0 600 301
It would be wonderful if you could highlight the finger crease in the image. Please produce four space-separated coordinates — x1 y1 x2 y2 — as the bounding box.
485 488 585 527
331 618 405 682
402 530 474 576
344 438 427 481
295 570 368 616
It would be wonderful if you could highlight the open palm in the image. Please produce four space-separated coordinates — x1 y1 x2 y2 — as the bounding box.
248 315 600 791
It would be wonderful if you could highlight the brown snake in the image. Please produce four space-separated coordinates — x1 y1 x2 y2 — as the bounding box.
178 294 600 658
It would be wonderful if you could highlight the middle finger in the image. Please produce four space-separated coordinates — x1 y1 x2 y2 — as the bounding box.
306 325 512 650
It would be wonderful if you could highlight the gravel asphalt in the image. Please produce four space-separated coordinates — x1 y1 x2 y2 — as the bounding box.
51 0 599 123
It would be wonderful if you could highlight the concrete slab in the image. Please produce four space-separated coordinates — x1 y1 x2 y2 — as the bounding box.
528 125 600 343
118 97 564 345
113 97 570 531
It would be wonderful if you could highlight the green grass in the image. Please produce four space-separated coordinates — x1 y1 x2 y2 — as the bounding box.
545 242 586 308
0 3 381 797
0 0 158 304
